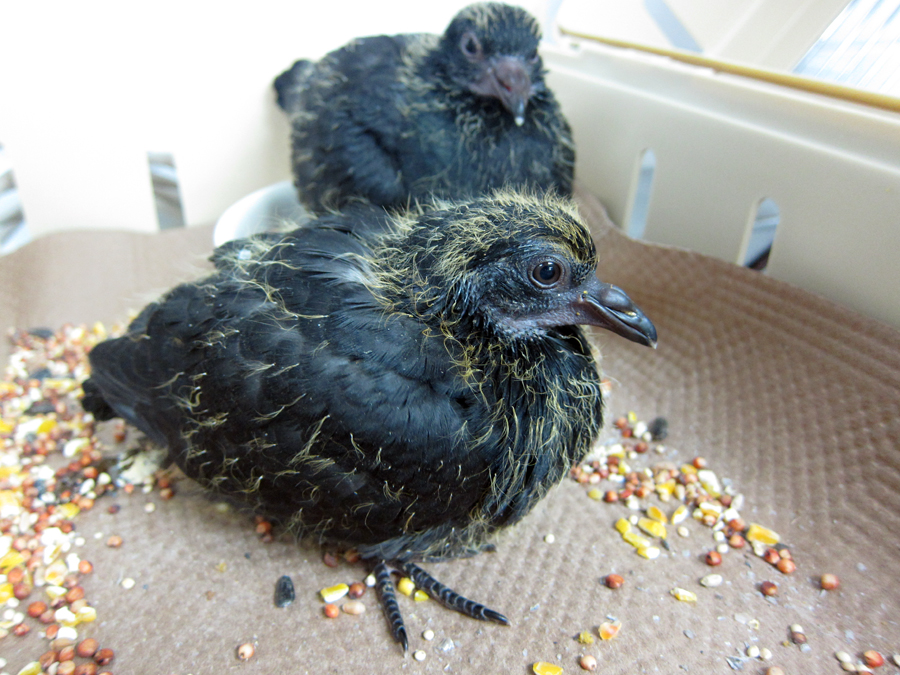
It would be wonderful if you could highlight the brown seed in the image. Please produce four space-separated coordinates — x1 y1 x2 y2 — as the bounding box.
763 548 781 565
820 573 840 590
344 549 361 564
28 600 48 617
634 441 649 454
74 664 98 675
57 661 76 675
727 518 746 532
348 582 366 599
158 486 175 500
40 608 57 624
323 603 339 618
45 624 60 639
106 535 123 548
59 645 76 662
579 654 598 671
705 551 722 566
692 457 708 469
76 638 100 658
237 642 255 661
604 574 625 589
760 581 778 596
790 630 807 645
39 651 59 669
66 586 86 603
322 551 339 567
728 534 746 548
342 599 366 615
863 650 885 668
13 622 30 636
7 566 25 584
78 559 94 575
63 574 80 589
765 668 785 675
13 581 32 599
776 558 797 574
94 648 115 666
603 490 618 503
107 504 120 514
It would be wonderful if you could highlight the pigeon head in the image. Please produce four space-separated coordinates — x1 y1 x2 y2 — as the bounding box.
374 192 657 347
438 3 545 125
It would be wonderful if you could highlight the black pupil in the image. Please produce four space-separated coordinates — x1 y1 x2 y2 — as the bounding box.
535 261 560 284
464 37 477 54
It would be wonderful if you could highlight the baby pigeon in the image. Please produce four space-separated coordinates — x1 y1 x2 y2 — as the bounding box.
82 191 655 650
274 2 575 212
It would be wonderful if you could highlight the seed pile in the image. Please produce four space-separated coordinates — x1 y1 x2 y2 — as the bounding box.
0 325 124 674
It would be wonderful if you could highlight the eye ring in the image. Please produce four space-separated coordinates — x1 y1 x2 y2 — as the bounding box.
530 259 563 288
460 31 482 59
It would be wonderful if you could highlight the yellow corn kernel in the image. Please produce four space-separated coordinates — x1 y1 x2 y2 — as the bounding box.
0 581 13 603
397 577 415 596
622 532 651 549
680 464 697 475
655 480 676 498
587 488 604 501
670 504 689 524
15 662 43 675
637 546 661 559
646 505 668 524
577 630 595 645
0 550 25 572
637 517 667 539
614 518 632 535
320 583 349 603
58 502 81 520
670 587 698 603
37 418 58 435
76 606 98 623
532 662 563 675
413 590 429 602
746 523 780 546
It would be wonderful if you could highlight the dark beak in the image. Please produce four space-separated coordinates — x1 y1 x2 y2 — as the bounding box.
574 277 657 348
469 55 532 126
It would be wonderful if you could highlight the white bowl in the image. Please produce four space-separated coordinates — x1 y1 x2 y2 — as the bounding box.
213 180 309 247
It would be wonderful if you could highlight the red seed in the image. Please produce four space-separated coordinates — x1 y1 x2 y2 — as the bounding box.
58 645 76 662
863 650 884 668
13 581 32 599
634 441 649 454
40 608 57 624
763 548 781 565
28 600 48 617
45 624 60 639
78 560 94 574
323 603 339 618
776 558 796 574
107 504 121 514
322 551 339 567
106 535 123 548
759 581 778 596
66 586 85 603
57 661 76 675
603 490 618 503
692 457 708 469
348 582 366 599
13 622 30 636
604 574 625 589
76 638 99 658
7 566 25 584
728 534 746 548
94 648 115 666
820 573 840 590
39 651 59 669
74 664 98 675
705 551 722 566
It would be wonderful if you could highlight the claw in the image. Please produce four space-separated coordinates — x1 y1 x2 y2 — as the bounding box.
373 561 408 652
402 562 510 625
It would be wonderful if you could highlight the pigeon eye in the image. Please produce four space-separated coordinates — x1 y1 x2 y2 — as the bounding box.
530 260 563 288
460 32 482 59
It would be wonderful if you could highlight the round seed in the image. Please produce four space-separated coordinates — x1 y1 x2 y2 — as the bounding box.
835 651 853 663
604 574 624 589
236 642 255 661
27 601 47 618
760 648 773 661
323 603 339 618
763 548 781 565
348 582 366 599
863 651 884 668
78 560 93 575
820 573 840 590
746 645 760 658
105 535 122 548
776 558 796 574
76 638 99 658
57 661 76 675
413 650 426 662
422 629 435 641
705 551 722 566
58 646 76 662
579 654 598 671
93 648 114 666
760 581 778 597
73 664 98 675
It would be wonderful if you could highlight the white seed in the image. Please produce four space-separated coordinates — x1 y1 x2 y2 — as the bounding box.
835 651 852 663
699 574 723 588
789 624 804 634
365 574 376 587
893 655 900 667
677 526 690 538
144 502 156 513
746 645 760 659
413 650 426 662
121 577 136 589
713 531 726 542
544 533 555 544
422 629 435 641
841 662 858 672
716 543 730 554
56 625 78 640
760 648 773 661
